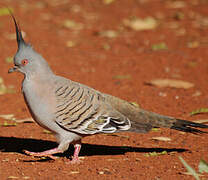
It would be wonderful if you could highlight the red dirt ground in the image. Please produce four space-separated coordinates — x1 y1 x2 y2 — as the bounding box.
0 0 208 179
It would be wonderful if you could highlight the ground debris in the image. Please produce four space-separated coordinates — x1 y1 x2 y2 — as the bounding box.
146 79 194 89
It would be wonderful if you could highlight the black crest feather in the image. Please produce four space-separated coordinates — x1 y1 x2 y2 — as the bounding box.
8 9 26 48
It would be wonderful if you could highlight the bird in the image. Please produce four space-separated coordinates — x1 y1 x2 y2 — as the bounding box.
8 14 208 163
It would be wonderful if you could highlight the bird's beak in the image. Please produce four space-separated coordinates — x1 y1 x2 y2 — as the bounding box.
8 66 19 73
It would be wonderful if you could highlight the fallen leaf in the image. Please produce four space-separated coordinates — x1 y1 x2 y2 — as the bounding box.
23 177 30 179
193 119 208 124
0 77 15 95
103 0 115 4
43 130 53 134
1 121 17 127
5 57 13 63
144 151 167 157
129 102 140 107
173 12 185 20
146 79 194 89
181 172 203 177
179 156 200 180
13 117 34 123
151 136 171 141
104 133 129 139
66 41 76 47
63 20 83 30
102 43 111 50
69 171 80 174
98 30 118 38
166 1 186 9
113 75 131 80
190 108 208 116
199 159 208 173
123 17 157 31
7 176 18 179
0 7 13 16
192 90 201 97
187 41 199 48
151 42 168 51
0 114 15 120
151 128 160 132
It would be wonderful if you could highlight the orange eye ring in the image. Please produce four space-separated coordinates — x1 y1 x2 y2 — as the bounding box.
21 59 29 66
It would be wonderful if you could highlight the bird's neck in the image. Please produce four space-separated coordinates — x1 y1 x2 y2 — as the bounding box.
24 68 55 82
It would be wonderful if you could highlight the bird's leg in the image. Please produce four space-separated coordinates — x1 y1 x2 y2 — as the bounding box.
66 141 82 164
24 147 63 160
71 144 82 163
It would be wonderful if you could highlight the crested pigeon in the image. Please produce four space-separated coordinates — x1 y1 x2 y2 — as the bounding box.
8 15 208 163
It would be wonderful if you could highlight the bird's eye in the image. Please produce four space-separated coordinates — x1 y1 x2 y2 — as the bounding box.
21 59 29 66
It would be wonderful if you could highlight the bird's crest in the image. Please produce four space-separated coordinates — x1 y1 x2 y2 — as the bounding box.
9 10 27 48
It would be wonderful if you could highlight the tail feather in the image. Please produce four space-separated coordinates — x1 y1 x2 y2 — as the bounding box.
171 119 208 134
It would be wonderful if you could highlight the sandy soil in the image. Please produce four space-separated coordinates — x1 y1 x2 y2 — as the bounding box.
0 0 208 179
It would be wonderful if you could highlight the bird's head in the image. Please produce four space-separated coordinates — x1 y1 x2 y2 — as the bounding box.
8 14 52 78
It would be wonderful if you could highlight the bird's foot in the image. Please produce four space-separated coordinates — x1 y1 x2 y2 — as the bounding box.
66 143 82 164
24 147 62 160
66 157 82 164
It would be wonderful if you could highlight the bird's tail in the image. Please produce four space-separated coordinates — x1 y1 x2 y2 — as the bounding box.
171 119 208 134
104 94 208 134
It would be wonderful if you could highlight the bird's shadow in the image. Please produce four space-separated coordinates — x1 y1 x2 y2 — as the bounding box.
0 136 187 162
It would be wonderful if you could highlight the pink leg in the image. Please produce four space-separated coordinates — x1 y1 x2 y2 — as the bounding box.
24 147 62 160
68 144 82 164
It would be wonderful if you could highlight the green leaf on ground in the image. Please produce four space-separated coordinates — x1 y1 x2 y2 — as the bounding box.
5 57 13 63
129 102 140 107
0 8 13 16
1 121 17 127
43 130 53 134
151 128 160 132
63 19 83 30
151 42 168 51
113 75 131 80
199 159 208 173
144 151 167 157
179 156 200 180
190 108 208 116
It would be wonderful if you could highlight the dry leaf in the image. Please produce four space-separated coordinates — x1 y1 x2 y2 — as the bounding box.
0 77 15 95
1 121 17 127
66 41 76 47
13 117 34 123
151 42 168 51
0 7 13 16
7 176 18 179
98 30 118 38
179 156 200 180
0 114 15 120
113 75 131 80
129 102 140 107
63 20 83 30
190 108 208 116
103 0 115 4
145 151 167 157
199 159 208 173
69 171 80 174
5 57 13 63
43 130 53 134
123 17 157 31
147 79 194 89
193 119 208 124
151 136 171 141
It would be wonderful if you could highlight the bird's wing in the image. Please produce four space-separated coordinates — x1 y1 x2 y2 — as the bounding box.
54 78 131 135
